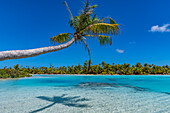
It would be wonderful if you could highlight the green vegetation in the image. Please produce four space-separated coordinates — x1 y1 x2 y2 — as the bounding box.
0 0 120 78
0 1 169 78
0 61 169 78
0 64 31 79
51 0 120 70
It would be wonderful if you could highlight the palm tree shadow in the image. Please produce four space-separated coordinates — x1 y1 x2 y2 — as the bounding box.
30 94 91 113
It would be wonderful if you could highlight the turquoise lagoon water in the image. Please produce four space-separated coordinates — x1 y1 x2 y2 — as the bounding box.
0 75 170 113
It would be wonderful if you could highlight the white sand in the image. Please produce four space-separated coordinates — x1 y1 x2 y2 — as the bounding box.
0 86 170 113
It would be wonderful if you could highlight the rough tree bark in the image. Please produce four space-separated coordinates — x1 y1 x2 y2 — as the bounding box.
0 38 75 61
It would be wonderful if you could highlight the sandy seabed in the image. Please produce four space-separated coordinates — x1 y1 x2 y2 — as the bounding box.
0 85 170 113
1 75 170 113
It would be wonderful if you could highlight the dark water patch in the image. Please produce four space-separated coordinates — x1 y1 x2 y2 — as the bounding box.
154 76 170 78
75 82 148 92
162 92 170 95
133 79 144 81
118 78 130 80
30 94 90 113
38 79 66 83
75 82 121 88
107 78 117 81
122 85 148 91
118 83 129 85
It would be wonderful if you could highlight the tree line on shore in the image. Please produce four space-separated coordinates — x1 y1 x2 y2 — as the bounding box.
0 61 170 78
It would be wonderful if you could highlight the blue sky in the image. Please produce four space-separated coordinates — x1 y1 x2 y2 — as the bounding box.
0 0 170 68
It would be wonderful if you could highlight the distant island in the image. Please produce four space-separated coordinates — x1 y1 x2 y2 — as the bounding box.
0 60 169 79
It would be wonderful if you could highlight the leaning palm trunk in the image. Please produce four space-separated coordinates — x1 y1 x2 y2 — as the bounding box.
0 38 75 61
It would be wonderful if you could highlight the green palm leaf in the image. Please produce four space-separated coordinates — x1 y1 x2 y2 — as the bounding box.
63 1 74 21
51 0 120 72
85 35 112 45
50 33 73 44
86 23 119 35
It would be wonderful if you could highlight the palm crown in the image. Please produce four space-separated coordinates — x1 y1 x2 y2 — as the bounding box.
50 0 120 71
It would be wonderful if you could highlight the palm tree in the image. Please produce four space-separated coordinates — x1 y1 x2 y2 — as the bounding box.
0 0 119 70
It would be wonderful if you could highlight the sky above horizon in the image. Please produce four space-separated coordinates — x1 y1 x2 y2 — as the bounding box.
0 0 170 68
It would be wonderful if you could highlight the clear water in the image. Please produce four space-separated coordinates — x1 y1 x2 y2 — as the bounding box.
0 75 170 113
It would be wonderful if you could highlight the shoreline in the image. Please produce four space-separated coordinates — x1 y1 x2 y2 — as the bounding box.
1 74 170 80
0 77 30 81
0 78 20 81
31 74 170 76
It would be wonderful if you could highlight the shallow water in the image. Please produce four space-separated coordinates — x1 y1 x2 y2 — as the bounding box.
0 75 170 113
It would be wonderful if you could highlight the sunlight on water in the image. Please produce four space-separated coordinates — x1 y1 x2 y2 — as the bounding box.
0 75 170 113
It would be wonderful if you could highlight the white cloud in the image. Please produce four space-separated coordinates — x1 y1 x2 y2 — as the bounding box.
149 24 170 32
116 49 124 53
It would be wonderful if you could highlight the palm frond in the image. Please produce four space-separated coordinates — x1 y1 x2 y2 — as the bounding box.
77 0 98 32
109 17 117 24
63 1 74 21
69 16 80 29
64 1 78 30
99 35 112 45
85 23 119 36
50 33 73 44
80 16 119 35
99 17 116 24
85 35 112 45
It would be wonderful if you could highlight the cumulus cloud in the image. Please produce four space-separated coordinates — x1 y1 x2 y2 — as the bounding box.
149 24 170 32
116 49 124 53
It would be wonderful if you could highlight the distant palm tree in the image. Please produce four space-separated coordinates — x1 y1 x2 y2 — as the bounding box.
0 0 119 70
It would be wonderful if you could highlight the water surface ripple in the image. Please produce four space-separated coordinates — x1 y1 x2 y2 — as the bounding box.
0 75 170 113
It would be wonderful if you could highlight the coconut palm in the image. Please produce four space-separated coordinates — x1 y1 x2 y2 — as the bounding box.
0 0 119 70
